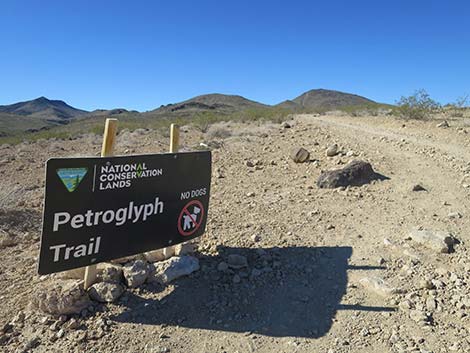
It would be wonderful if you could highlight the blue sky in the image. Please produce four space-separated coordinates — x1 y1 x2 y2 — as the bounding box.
0 0 469 111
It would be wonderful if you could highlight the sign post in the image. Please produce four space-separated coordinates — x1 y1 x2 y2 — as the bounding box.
163 123 180 258
84 118 117 289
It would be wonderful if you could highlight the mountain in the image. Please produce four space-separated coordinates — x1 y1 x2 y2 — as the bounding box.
282 89 376 110
150 93 269 115
0 96 88 122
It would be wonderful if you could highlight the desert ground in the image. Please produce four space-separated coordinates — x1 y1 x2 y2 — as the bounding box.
1 113 469 353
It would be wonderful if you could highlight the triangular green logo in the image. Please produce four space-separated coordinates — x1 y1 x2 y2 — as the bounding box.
56 168 88 192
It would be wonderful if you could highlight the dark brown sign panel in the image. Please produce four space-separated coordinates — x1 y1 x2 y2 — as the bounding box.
38 151 211 275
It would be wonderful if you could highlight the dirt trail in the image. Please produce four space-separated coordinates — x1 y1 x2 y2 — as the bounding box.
0 114 469 352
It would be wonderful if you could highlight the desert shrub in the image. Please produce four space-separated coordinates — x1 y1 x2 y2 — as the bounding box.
394 89 441 120
192 112 220 133
206 125 232 139
447 95 469 117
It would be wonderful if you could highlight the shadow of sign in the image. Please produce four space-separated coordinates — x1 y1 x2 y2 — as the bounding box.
111 246 393 338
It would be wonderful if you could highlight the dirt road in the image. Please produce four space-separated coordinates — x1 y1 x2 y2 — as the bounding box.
0 114 469 352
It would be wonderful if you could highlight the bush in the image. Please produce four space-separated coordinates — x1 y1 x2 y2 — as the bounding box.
205 125 232 139
395 89 441 120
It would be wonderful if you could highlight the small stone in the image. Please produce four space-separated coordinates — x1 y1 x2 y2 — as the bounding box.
426 297 437 311
251 234 261 242
97 263 123 283
66 318 81 330
227 254 248 269
412 184 427 192
326 144 339 157
359 276 399 297
88 282 124 303
409 310 428 323
217 262 229 272
246 160 255 167
232 275 241 283
448 212 462 219
399 300 413 311
24 336 41 350
419 279 434 290
281 122 291 129
123 260 150 288
436 120 449 128
409 228 455 253
290 147 310 163
149 256 200 284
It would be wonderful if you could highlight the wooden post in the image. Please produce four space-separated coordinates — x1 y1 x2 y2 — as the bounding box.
162 124 180 258
169 123 179 153
84 118 118 289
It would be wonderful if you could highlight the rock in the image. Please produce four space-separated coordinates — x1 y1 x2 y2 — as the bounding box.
326 144 339 157
419 279 434 290
144 250 166 262
426 297 437 311
0 230 17 249
217 262 229 272
246 160 255 167
409 309 429 323
227 254 248 269
317 160 379 188
251 234 261 242
96 263 123 283
290 147 310 163
175 242 196 256
65 318 81 330
448 212 462 219
281 122 291 129
149 256 200 284
359 276 399 297
88 282 124 303
30 280 91 316
411 184 427 192
436 120 449 128
24 336 41 350
409 228 455 253
123 260 150 288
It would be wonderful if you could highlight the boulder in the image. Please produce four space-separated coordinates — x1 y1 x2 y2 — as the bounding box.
149 256 200 284
30 280 91 315
290 147 310 163
88 282 124 303
123 260 150 288
409 228 455 253
317 160 378 188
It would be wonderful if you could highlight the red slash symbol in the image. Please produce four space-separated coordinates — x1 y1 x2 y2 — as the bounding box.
177 200 204 236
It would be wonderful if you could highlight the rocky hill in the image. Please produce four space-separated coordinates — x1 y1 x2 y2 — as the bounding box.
279 89 376 110
150 93 269 115
0 96 88 121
